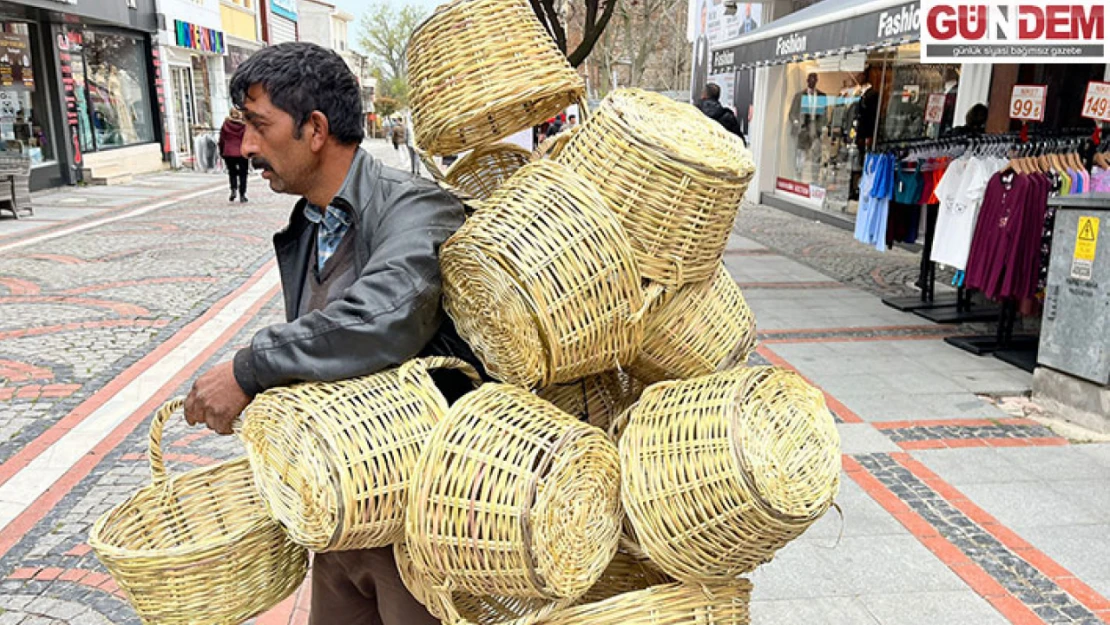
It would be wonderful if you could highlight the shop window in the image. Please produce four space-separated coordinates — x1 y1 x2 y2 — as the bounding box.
80 30 155 149
0 22 53 165
772 45 963 219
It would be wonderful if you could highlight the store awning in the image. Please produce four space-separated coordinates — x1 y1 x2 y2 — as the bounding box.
710 0 920 73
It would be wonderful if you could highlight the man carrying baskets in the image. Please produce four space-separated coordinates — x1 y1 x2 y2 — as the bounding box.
181 42 478 625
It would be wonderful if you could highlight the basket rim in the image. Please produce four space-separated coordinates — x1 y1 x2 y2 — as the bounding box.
595 89 753 182
88 457 280 560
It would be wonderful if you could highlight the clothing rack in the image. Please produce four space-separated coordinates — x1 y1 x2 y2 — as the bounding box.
936 128 1098 372
877 134 1001 321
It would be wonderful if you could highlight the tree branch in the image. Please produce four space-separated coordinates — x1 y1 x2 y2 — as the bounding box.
541 0 567 53
568 0 618 67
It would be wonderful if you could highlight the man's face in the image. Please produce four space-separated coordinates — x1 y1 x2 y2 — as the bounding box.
240 85 317 196
807 74 818 89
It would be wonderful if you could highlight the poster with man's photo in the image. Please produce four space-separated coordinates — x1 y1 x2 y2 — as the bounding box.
689 0 761 102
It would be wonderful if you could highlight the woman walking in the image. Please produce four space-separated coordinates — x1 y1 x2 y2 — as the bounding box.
219 108 249 202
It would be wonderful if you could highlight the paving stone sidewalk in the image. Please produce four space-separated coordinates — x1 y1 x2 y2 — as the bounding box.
0 140 1106 624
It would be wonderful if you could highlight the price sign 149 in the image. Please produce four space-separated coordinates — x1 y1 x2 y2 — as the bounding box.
1082 81 1110 123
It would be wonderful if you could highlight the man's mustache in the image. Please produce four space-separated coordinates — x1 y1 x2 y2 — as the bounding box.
251 157 273 172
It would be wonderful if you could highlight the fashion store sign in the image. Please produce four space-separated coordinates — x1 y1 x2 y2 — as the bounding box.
922 0 1108 62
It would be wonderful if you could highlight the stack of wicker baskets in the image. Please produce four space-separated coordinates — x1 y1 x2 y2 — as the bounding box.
91 0 842 622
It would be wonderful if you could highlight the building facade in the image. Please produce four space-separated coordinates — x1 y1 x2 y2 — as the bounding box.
0 0 164 189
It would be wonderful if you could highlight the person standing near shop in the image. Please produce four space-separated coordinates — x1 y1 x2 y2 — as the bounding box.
697 82 747 146
182 42 478 625
219 108 250 202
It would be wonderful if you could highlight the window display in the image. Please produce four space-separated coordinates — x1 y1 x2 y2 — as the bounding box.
0 22 52 165
772 45 963 219
64 28 155 151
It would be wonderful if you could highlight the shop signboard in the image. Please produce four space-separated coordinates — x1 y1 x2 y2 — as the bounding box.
1009 85 1046 122
175 21 226 55
1081 81 1110 122
711 1 918 72
0 33 34 90
776 177 810 197
922 0 1108 63
271 0 299 22
925 93 947 123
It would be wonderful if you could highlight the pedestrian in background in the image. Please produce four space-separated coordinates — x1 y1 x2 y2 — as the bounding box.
391 119 406 151
697 82 746 146
219 108 249 202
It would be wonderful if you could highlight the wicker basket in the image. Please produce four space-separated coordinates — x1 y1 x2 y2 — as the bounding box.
407 0 585 156
395 537 670 624
621 367 841 581
536 370 644 431
630 263 757 383
556 88 755 288
537 581 752 625
441 159 645 389
239 357 481 552
89 399 308 625
444 143 533 201
405 383 622 605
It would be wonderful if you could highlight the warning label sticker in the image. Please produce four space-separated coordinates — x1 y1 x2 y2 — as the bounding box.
1071 216 1099 281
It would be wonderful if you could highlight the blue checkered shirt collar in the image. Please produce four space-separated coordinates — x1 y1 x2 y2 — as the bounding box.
303 203 352 273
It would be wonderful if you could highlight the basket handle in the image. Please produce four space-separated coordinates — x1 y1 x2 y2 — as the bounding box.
398 356 483 418
148 398 183 485
431 579 573 625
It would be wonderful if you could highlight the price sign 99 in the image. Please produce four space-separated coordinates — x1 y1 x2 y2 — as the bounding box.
1010 85 1046 122
1081 81 1110 123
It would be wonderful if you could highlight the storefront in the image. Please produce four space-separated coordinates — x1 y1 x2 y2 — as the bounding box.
263 0 297 44
155 0 229 168
0 0 161 189
711 0 989 223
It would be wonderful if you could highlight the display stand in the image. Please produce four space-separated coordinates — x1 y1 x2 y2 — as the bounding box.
944 300 1038 371
882 204 961 311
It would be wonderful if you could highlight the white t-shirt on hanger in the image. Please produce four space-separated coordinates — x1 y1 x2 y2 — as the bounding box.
930 157 999 270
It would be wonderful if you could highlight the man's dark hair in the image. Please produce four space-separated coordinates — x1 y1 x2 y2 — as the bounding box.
230 42 364 145
704 82 721 101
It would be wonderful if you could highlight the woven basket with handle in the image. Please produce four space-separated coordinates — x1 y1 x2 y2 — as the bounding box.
405 383 622 614
621 367 841 581
444 142 532 201
536 370 644 431
630 263 757 383
239 357 481 552
407 0 584 156
441 159 645 389
88 399 308 625
556 88 755 288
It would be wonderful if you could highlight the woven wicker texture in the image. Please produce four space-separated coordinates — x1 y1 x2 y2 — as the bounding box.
556 88 755 288
445 143 533 201
630 263 757 383
407 0 584 156
405 383 622 604
239 357 481 552
621 367 841 580
89 399 308 625
536 370 644 431
536 581 752 625
395 539 670 624
441 160 645 388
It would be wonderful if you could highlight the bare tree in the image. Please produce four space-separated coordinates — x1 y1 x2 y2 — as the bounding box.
357 2 428 104
530 0 619 67
579 0 689 95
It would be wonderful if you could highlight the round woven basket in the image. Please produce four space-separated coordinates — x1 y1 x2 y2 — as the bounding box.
536 581 752 625
89 399 308 625
621 367 841 580
405 383 622 605
536 370 644 431
444 143 533 201
407 0 585 156
629 263 757 383
239 357 481 552
441 159 645 389
556 88 755 288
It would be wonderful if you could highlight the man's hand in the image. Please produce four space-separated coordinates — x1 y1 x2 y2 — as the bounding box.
184 361 251 435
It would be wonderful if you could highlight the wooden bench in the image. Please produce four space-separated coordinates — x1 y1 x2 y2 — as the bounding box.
0 154 33 219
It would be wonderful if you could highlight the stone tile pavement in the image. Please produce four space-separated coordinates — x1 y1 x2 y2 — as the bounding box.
0 141 1106 624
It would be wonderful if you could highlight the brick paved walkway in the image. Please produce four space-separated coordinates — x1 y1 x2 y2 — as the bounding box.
0 140 1105 624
